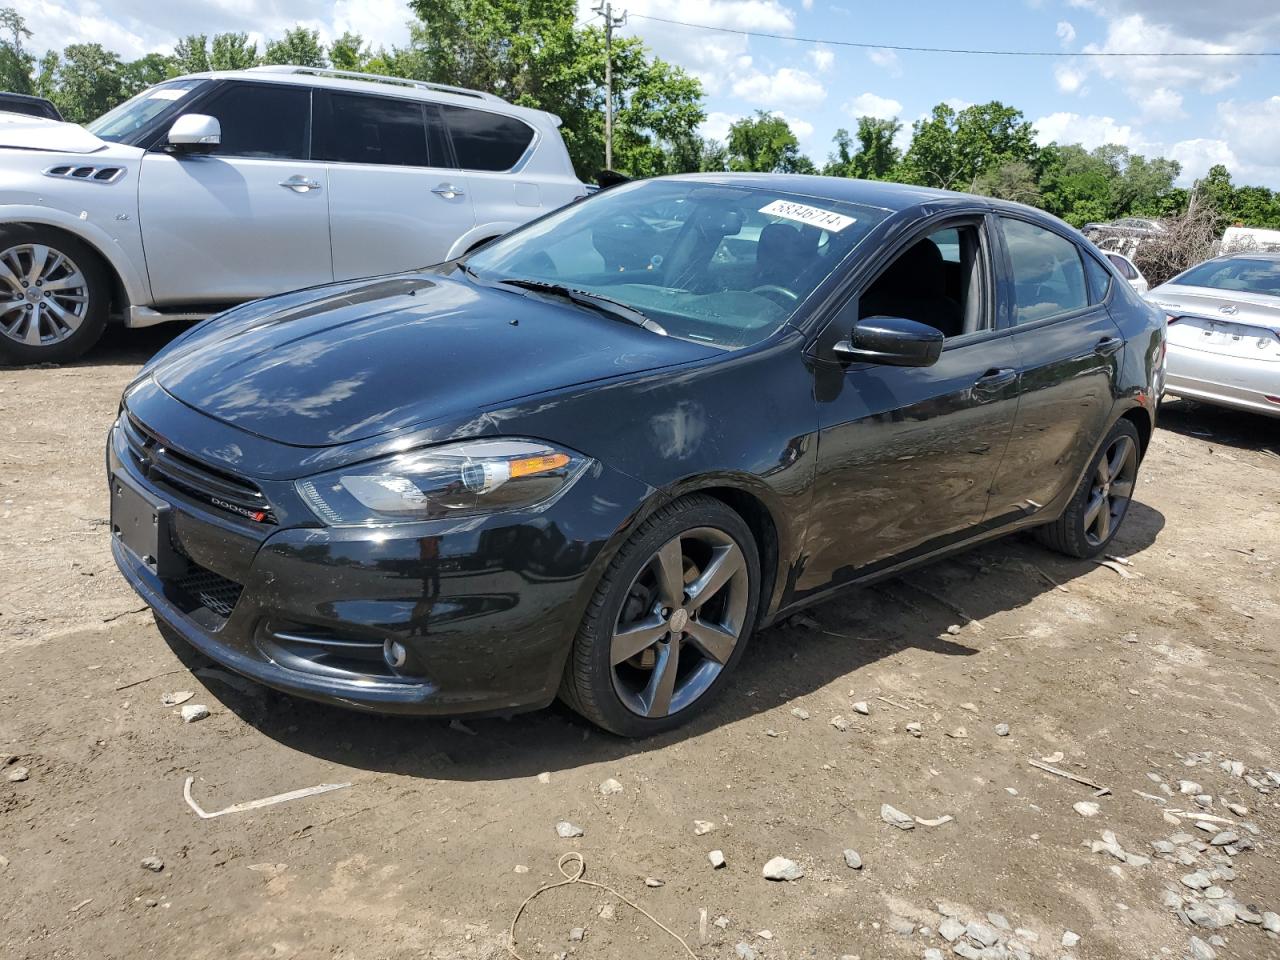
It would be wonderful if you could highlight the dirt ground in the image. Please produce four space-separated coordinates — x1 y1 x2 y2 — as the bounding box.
2 326 1279 960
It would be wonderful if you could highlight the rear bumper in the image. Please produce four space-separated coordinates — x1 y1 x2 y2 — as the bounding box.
1166 345 1280 418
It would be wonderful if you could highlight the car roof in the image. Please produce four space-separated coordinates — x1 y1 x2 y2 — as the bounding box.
1210 250 1280 262
167 66 561 127
654 172 1064 220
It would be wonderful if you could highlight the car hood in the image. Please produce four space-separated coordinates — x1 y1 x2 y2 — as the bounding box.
150 273 719 447
1148 283 1280 327
0 114 108 154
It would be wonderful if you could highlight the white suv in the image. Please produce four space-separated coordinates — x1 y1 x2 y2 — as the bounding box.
0 65 587 363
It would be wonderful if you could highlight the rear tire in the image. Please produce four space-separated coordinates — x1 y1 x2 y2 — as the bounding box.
0 225 110 365
559 494 760 737
1035 418 1141 559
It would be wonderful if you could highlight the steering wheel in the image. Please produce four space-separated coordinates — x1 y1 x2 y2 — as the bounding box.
750 283 800 306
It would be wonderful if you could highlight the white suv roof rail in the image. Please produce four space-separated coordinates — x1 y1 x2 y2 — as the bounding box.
246 65 505 103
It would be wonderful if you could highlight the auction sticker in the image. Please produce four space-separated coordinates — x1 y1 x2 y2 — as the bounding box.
758 199 857 232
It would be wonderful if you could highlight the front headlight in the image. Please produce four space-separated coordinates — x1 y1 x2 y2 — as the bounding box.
296 438 592 525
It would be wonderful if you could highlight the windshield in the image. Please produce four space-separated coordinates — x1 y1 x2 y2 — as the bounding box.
464 179 888 349
1172 257 1280 296
87 80 204 141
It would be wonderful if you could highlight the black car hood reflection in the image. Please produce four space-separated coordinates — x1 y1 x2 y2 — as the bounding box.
152 274 719 447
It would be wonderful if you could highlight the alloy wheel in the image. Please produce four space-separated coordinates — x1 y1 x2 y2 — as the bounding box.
0 243 90 347
1084 433 1137 547
610 527 750 718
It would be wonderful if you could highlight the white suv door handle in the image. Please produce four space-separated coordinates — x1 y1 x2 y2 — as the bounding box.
431 183 466 199
279 175 322 193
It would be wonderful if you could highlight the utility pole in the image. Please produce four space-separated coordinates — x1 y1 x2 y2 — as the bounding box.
593 1 625 170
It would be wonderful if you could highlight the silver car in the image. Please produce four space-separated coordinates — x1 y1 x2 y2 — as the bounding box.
1147 252 1280 418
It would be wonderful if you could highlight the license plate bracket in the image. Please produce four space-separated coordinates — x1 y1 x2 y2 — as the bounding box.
111 473 186 579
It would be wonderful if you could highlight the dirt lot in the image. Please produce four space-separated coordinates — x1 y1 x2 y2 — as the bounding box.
2 327 1279 960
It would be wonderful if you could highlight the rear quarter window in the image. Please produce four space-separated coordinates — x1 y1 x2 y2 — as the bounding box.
442 105 535 171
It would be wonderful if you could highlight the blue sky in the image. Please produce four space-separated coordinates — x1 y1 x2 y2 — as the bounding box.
15 0 1280 186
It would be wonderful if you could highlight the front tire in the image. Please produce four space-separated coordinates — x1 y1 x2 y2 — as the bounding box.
560 494 760 737
0 226 110 365
1035 418 1141 559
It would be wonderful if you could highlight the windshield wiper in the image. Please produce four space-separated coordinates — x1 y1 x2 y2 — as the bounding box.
493 278 668 336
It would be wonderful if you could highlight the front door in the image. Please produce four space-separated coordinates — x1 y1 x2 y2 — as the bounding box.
137 81 333 305
315 91 476 279
798 217 1022 598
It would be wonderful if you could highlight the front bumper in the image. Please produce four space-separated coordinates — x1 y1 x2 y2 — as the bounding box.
1166 344 1280 418
107 415 651 717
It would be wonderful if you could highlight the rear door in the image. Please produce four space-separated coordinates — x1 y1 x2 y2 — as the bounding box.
137 81 333 304
316 90 476 279
440 104 546 235
987 216 1124 521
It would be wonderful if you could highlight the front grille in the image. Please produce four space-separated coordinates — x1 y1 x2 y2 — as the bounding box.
121 416 276 524
174 567 244 619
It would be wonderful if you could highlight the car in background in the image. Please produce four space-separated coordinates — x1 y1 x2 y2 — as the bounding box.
1220 225 1280 254
108 175 1163 735
1147 252 1280 418
0 92 62 121
0 65 587 364
1104 251 1148 294
1083 217 1165 243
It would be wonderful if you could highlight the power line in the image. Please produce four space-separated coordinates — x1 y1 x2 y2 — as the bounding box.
627 13 1280 58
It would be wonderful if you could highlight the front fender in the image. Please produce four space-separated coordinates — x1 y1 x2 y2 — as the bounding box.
0 203 151 306
445 221 523 259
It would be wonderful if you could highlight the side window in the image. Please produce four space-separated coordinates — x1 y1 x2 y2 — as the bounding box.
442 105 535 171
192 83 310 160
1106 253 1135 280
859 223 989 339
1085 254 1113 303
1000 217 1088 324
315 92 434 167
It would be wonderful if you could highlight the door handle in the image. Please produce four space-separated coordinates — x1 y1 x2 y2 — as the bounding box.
431 183 466 199
973 367 1017 394
1094 335 1123 357
279 175 321 193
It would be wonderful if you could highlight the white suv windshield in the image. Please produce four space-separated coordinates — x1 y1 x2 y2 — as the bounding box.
465 179 888 349
87 80 203 141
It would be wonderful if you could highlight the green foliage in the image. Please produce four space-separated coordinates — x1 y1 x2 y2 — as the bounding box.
121 53 171 97
0 7 34 94
263 27 327 68
1037 143 1184 227
898 101 1038 190
171 34 210 75
210 33 259 71
328 32 370 71
1192 164 1280 229
825 117 901 179
45 43 124 124
727 110 810 173
972 160 1041 206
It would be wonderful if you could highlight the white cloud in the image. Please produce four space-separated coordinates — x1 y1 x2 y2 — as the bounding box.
1140 87 1185 122
1168 138 1238 184
808 46 834 73
867 48 901 77
779 112 814 140
844 92 903 120
1032 112 1147 151
1216 96 1280 186
1056 20 1076 44
699 110 738 143
732 66 826 108
1054 62 1087 94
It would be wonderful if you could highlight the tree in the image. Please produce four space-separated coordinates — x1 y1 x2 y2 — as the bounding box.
727 111 811 173
398 0 703 179
210 32 258 71
825 117 901 179
973 160 1041 205
329 32 370 71
46 43 124 124
171 34 210 75
0 7 34 94
263 27 327 68
898 101 1037 191
121 53 172 96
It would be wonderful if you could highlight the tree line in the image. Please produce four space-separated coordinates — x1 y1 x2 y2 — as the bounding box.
2 0 1277 230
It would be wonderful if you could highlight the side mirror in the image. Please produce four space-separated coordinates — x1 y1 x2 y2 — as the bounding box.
833 315 944 367
167 114 220 154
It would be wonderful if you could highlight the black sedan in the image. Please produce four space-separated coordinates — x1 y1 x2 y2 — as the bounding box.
108 175 1164 736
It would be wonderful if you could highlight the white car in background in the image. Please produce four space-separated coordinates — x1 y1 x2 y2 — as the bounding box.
1147 252 1280 418
1102 251 1148 294
0 66 587 363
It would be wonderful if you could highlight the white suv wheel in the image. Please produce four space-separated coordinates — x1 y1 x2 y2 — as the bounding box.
0 243 90 347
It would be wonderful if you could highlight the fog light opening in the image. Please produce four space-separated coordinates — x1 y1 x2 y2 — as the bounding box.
384 639 408 670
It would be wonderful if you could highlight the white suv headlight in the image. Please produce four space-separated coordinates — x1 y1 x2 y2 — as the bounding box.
296 438 591 525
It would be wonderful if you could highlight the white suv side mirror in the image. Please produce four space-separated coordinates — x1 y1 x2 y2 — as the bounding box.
167 114 221 154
